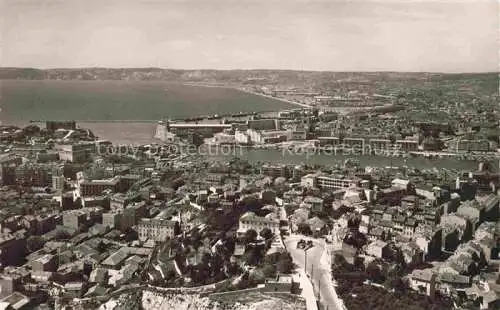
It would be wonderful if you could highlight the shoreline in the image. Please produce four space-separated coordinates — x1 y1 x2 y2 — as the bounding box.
181 82 312 109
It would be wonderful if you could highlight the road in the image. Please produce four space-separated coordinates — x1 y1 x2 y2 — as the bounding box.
284 235 344 310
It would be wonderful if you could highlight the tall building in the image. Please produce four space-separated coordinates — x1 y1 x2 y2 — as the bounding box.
52 169 65 192
121 202 147 231
55 142 96 163
0 156 22 186
15 164 52 187
137 218 178 241
62 210 87 230
0 234 26 267
102 212 122 230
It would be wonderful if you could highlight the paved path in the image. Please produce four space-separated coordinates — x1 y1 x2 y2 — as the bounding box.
294 269 319 310
284 235 345 310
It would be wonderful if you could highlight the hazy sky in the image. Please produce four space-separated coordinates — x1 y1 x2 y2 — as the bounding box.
1 0 498 72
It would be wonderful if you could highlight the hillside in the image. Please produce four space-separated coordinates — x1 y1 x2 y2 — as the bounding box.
1 67 497 99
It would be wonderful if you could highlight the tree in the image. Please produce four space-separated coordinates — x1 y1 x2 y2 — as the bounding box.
365 262 384 283
261 263 277 278
385 276 407 293
165 269 177 282
172 177 185 191
277 253 294 274
22 125 41 137
344 230 367 249
211 254 224 274
333 253 348 267
243 247 263 266
264 252 281 265
201 252 211 267
190 229 203 250
297 223 312 235
260 228 273 240
243 229 258 245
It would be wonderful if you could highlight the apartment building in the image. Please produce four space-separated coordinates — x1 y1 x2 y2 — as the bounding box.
137 218 178 241
237 212 280 236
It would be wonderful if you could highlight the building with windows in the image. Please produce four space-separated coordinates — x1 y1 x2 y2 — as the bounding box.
117 202 146 232
260 164 290 178
31 254 57 272
454 139 490 152
409 269 437 296
237 212 280 236
246 129 288 144
15 164 53 187
395 139 419 152
52 175 65 192
247 119 278 131
0 156 22 186
55 142 96 163
0 234 26 267
110 193 140 211
316 174 357 190
80 177 121 197
302 196 324 213
137 218 178 241
369 139 392 151
102 212 122 230
287 129 307 141
62 210 87 230
165 122 232 138
343 138 365 149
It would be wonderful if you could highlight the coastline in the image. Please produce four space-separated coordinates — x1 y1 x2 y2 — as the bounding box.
181 82 312 109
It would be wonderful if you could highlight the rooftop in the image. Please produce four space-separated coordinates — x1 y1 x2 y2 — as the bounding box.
410 268 435 282
0 292 30 309
102 250 128 267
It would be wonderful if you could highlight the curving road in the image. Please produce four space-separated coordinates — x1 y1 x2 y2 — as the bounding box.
284 235 345 310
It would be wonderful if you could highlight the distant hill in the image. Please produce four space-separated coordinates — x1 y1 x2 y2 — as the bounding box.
0 68 46 80
0 67 495 81
0 67 497 95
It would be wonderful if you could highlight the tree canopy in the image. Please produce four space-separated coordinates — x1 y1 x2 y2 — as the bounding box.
260 228 273 240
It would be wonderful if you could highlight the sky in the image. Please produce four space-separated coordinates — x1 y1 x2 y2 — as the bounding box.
0 0 498 72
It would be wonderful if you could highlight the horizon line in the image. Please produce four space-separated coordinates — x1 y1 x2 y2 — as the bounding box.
0 66 498 75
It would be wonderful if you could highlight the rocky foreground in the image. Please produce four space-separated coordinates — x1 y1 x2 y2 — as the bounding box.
96 289 306 310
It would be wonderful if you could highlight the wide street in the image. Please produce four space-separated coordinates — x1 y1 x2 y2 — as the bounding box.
283 235 344 310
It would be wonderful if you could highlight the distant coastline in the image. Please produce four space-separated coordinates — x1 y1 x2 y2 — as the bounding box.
181 82 311 108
